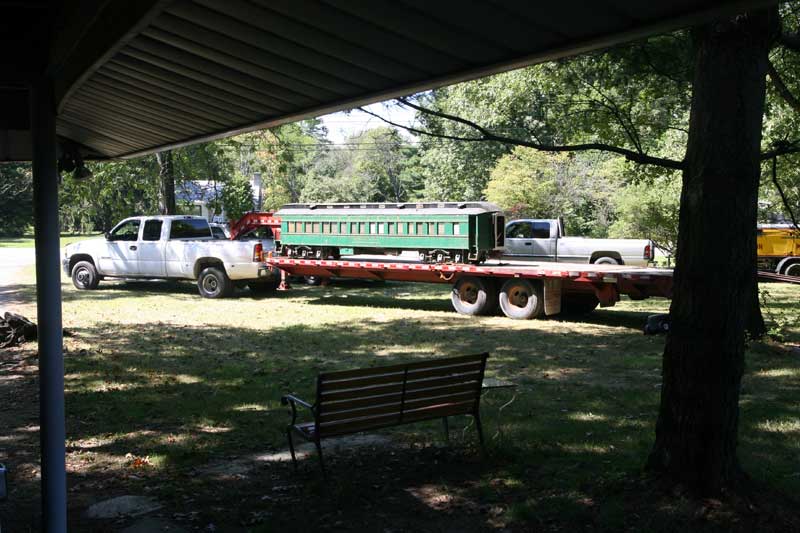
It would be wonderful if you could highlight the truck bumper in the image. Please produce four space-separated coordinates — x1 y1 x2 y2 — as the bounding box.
62 258 71 276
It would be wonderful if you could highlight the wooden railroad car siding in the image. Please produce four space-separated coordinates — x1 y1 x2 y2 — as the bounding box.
276 202 504 262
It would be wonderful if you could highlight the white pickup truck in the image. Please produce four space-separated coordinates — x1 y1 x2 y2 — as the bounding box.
62 215 279 298
504 218 654 266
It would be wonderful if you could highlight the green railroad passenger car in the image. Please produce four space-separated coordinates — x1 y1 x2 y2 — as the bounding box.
276 202 506 264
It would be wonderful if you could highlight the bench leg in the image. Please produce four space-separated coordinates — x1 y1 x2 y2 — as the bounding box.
315 438 326 477
287 428 298 471
442 417 450 444
474 414 486 456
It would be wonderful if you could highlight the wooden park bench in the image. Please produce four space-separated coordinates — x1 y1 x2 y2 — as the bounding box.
280 353 489 473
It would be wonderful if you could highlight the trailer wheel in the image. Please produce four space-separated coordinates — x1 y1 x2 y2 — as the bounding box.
451 276 497 316
197 266 233 298
71 261 100 290
499 279 544 319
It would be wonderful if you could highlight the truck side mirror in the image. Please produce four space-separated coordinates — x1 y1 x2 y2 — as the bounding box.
104 232 111 240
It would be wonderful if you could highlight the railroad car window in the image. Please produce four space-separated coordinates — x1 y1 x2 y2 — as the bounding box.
378 223 385 234
313 222 321 233
398 223 405 234
331 222 338 234
322 222 329 234
454 223 461 236
370 222 377 234
439 223 446 235
426 222 434 235
359 222 367 234
388 222 395 234
417 222 425 235
409 223 415 235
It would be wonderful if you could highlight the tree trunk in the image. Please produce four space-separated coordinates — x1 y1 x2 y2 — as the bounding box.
647 9 777 494
157 150 176 215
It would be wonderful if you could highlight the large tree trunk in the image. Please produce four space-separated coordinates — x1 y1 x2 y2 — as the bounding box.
157 150 176 215
647 9 777 494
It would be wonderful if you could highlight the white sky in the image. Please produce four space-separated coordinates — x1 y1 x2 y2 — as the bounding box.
319 101 417 144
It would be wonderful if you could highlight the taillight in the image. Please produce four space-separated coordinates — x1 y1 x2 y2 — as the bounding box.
644 244 652 260
253 243 263 262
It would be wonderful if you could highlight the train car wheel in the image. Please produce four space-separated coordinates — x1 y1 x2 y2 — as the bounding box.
499 279 544 319
451 276 497 316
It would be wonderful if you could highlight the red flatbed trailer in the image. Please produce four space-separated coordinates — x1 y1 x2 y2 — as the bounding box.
264 255 673 319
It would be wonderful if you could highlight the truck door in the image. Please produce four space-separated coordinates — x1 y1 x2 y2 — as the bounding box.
504 221 534 256
99 219 141 276
531 221 556 261
137 219 166 277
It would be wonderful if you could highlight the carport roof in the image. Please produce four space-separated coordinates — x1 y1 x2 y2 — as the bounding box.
0 0 778 161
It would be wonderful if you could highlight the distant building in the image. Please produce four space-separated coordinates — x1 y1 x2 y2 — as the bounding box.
175 175 263 222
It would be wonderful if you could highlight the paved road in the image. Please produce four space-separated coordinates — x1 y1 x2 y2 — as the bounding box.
0 248 38 307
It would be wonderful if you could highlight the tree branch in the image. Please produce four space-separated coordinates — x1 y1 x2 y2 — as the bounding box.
760 140 800 160
361 99 686 170
771 156 800 231
767 60 800 113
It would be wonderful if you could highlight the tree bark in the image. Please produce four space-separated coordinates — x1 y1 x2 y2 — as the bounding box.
157 150 176 215
647 9 778 494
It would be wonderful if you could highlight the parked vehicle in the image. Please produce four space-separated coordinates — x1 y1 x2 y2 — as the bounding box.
62 216 279 298
757 224 800 276
504 218 654 266
276 202 506 264
209 222 230 239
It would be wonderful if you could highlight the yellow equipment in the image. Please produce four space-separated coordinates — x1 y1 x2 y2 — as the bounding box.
757 224 800 276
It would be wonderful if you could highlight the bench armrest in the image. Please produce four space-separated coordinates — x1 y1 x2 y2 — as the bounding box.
281 394 314 410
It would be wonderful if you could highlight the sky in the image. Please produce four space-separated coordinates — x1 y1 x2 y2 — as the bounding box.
318 101 417 144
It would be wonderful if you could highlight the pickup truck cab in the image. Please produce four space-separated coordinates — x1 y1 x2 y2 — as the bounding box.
504 218 654 266
62 215 278 298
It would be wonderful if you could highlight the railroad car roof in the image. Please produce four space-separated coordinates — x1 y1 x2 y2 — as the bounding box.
277 202 503 216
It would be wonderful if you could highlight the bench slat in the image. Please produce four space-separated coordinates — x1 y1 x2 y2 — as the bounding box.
321 382 480 412
318 390 479 423
318 400 476 437
320 374 481 402
318 353 488 381
319 361 485 391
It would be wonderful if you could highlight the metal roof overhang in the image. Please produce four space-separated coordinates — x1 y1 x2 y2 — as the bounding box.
0 0 780 162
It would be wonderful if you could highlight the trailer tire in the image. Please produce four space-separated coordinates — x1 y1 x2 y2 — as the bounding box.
71 261 100 290
451 276 497 316
499 279 544 320
197 266 233 298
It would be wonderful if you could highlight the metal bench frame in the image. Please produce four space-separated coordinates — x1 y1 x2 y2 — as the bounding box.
281 353 489 474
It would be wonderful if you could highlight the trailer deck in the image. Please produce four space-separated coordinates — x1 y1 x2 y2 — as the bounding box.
264 255 673 317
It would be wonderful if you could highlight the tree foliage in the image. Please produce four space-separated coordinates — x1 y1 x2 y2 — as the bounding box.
0 164 32 236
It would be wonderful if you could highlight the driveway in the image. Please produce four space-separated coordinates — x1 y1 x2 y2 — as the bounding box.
0 247 37 308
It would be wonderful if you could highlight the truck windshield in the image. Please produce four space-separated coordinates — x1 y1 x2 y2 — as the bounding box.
170 219 211 239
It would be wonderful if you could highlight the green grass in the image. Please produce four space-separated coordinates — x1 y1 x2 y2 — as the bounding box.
2 267 799 531
0 232 102 248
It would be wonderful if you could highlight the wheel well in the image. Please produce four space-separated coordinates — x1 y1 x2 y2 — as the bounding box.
194 258 225 279
778 257 800 274
590 251 623 264
68 254 94 272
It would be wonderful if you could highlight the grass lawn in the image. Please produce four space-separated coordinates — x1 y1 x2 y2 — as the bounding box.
0 233 102 248
1 267 799 531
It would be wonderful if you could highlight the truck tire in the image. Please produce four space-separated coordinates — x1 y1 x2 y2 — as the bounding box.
499 279 544 320
451 276 497 316
782 260 800 277
71 261 100 290
197 266 233 298
593 256 620 265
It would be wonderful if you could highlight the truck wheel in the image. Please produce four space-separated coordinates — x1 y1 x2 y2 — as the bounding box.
782 260 800 277
593 256 620 265
451 276 497 316
499 279 544 320
197 266 233 298
71 261 100 290
561 293 599 315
